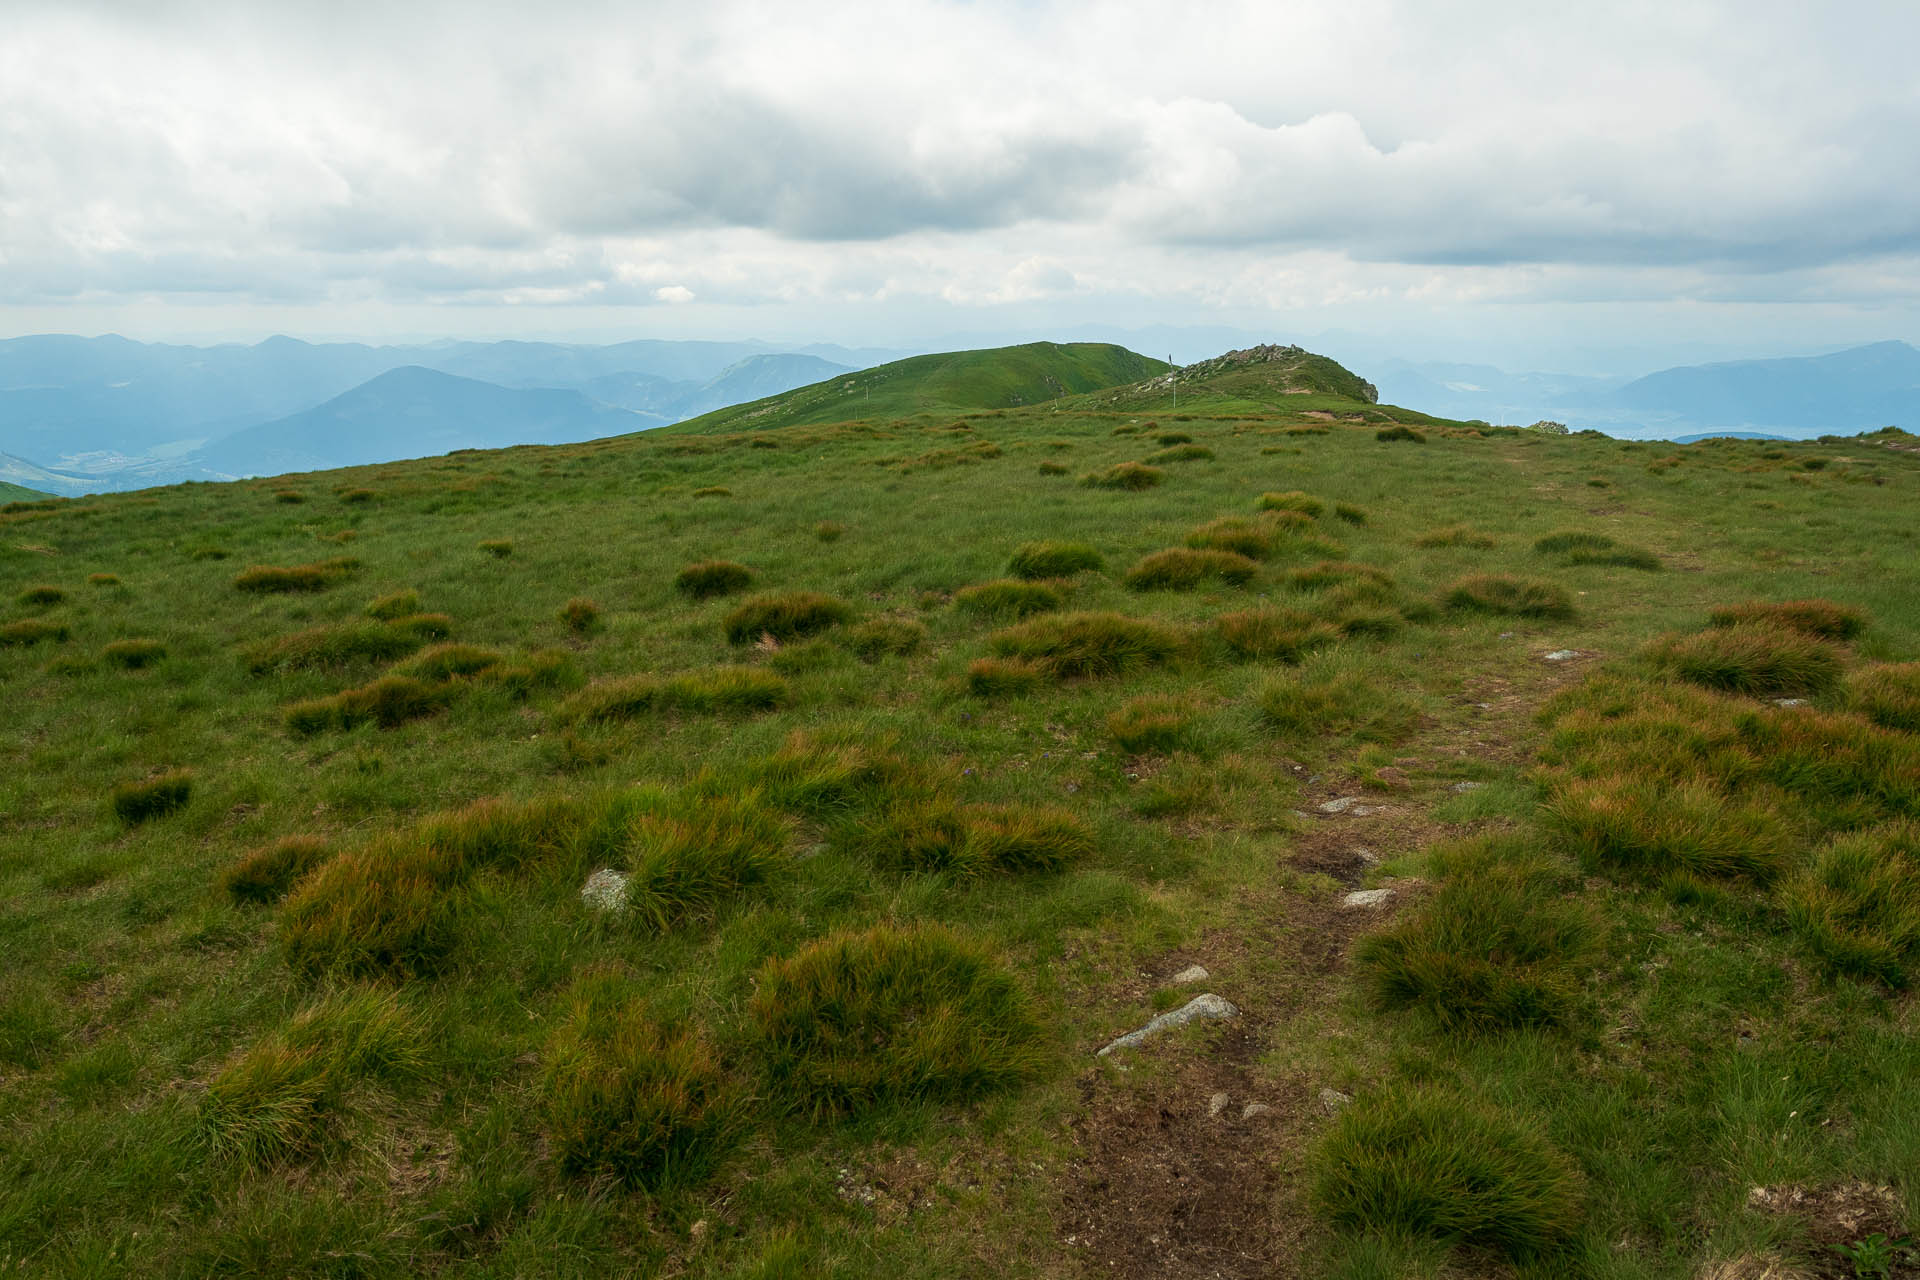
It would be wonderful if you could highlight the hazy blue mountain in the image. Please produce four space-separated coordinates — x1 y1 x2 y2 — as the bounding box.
192 366 651 478
0 450 97 497
1370 359 1625 424
669 354 855 419
1603 341 1920 434
1671 431 1792 444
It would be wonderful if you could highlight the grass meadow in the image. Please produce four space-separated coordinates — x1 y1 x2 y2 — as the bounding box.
2 388 1917 1278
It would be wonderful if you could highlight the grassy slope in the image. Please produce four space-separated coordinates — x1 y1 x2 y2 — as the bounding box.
1 388 1917 1279
670 341 1169 432
0 481 50 502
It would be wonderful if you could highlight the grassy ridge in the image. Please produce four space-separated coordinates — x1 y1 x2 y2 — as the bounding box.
0 481 51 503
1 373 1917 1278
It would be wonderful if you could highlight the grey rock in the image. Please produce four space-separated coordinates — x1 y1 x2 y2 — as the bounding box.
1208 1091 1231 1118
1097 993 1240 1057
1318 1087 1354 1115
1318 796 1358 813
1342 888 1394 908
1775 698 1807 708
579 868 629 913
1351 846 1380 864
1170 964 1210 985
1242 1102 1274 1120
1350 804 1389 817
1544 649 1581 661
1450 781 1484 793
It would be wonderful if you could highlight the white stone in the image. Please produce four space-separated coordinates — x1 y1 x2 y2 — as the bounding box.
579 868 629 913
1318 796 1358 813
1208 1091 1231 1117
1342 888 1394 908
1544 649 1580 661
1170 964 1210 985
1349 804 1389 817
1775 698 1807 708
1450 781 1484 793
1097 994 1240 1057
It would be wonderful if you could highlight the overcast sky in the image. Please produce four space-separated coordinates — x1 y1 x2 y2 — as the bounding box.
4 0 1919 371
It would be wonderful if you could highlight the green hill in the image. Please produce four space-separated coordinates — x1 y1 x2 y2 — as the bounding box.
0 479 50 502
2 349 1918 1280
672 341 1168 432
1068 342 1445 420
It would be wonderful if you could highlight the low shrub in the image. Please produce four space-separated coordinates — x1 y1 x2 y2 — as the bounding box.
102 638 166 669
1645 623 1842 697
17 584 65 606
844 617 925 660
1216 607 1339 662
284 676 449 735
1146 443 1214 463
988 611 1186 678
542 970 731 1187
1107 695 1197 753
232 558 359 594
1707 598 1868 640
1414 524 1496 549
1081 461 1164 490
1443 574 1574 619
967 655 1046 696
675 560 755 599
364 589 421 621
1356 837 1601 1031
1257 491 1324 518
0 619 70 647
111 768 194 824
723 592 853 644
222 836 331 905
1375 425 1427 443
1007 540 1103 579
560 597 601 634
1185 516 1275 559
243 622 422 674
751 923 1043 1117
1783 824 1920 986
1123 547 1259 591
1314 1087 1584 1262
1851 662 1920 732
477 539 513 558
954 578 1063 618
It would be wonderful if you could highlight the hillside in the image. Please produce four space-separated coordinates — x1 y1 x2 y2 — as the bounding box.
192 366 650 478
673 341 1168 431
0 478 48 502
1066 343 1452 423
2 367 1917 1280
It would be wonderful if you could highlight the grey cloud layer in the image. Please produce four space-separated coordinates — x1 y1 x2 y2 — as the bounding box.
5 0 1920 311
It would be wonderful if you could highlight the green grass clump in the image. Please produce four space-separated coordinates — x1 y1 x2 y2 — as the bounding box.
838 800 1091 877
1257 490 1325 517
621 795 787 930
1036 460 1069 475
0 618 70 647
110 769 194 824
1375 425 1426 443
1333 503 1367 525
1288 561 1395 594
1783 824 1920 985
1533 529 1662 570
1355 837 1602 1031
1123 547 1259 591
279 841 471 977
1544 773 1791 884
1007 540 1103 579
391 643 504 681
1216 607 1339 662
1184 516 1275 559
1646 623 1843 697
1146 443 1214 463
987 611 1186 679
559 597 601 634
242 622 422 674
1081 461 1164 490
222 835 331 905
1443 574 1574 619
232 557 359 593
1106 695 1197 753
562 667 791 723
1414 524 1496 548
675 560 755 599
966 655 1046 696
1707 597 1868 640
284 675 450 735
1314 1087 1584 1263
1851 661 1920 732
337 487 377 503
477 539 514 558
1532 530 1617 556
541 969 731 1187
723 592 853 644
363 589 421 621
392 611 453 641
87 573 121 586
814 521 845 542
844 616 925 659
101 638 166 669
1256 657 1414 743
17 584 65 606
755 730 929 817
692 486 731 498
1154 431 1192 445
954 578 1063 618
750 922 1043 1118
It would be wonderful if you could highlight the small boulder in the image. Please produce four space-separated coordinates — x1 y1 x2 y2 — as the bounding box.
1097 993 1239 1057
1242 1102 1274 1121
580 867 629 913
1208 1091 1231 1118
1170 964 1210 985
1318 796 1358 814
1543 649 1580 661
1342 888 1394 908
1318 1087 1353 1115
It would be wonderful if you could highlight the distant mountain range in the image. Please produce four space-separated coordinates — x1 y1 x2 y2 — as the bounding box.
1374 340 1920 440
0 336 892 493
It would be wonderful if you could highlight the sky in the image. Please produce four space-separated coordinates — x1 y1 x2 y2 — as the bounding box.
5 0 1920 373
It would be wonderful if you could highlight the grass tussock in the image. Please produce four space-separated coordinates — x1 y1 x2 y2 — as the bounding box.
1081 461 1164 490
111 769 194 824
477 539 513 558
723 592 853 644
101 638 166 669
1123 547 1259 591
0 619 70 647
561 667 790 723
87 573 120 586
676 559 755 599
1007 540 1103 579
844 616 925 659
1257 491 1325 518
987 611 1186 679
1784 824 1920 986
17 584 65 606
1533 529 1662 570
1216 607 1340 662
1107 694 1198 753
755 730 929 817
1443 574 1574 619
967 655 1046 696
363 589 420 621
391 643 505 681
1414 524 1496 549
836 800 1092 876
1146 443 1214 463
242 622 422 674
1315 1086 1584 1263
1646 623 1843 697
393 612 452 641
222 836 331 905
560 597 601 634
1375 425 1427 443
1288 561 1395 594
1257 657 1416 743
232 557 359 594
1544 773 1791 884
1185 516 1277 559
1333 502 1367 525
1707 597 1868 640
620 795 787 930
284 675 450 734
541 969 731 1187
1356 837 1602 1031
954 578 1063 618
1851 661 1920 732
751 922 1043 1118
